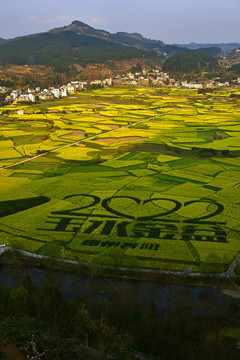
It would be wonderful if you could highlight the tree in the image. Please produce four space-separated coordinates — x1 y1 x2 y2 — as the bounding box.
0 92 6 104
8 286 29 316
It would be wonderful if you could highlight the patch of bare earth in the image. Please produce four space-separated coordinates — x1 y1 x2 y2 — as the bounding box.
23 127 44 132
38 136 48 141
60 130 85 138
96 136 147 144
96 123 120 129
84 105 104 109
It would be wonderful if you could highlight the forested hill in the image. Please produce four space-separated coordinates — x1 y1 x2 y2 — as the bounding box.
49 20 187 56
0 20 189 70
0 30 159 70
162 52 219 73
174 42 240 53
231 63 240 75
193 47 221 57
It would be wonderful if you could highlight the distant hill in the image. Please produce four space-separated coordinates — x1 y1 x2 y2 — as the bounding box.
162 52 218 74
174 42 240 53
49 20 187 56
0 20 193 70
0 30 160 70
0 37 7 45
193 47 222 57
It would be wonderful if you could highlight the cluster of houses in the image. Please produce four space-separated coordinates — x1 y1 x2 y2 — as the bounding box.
6 81 87 103
113 69 231 89
3 78 113 104
114 69 173 86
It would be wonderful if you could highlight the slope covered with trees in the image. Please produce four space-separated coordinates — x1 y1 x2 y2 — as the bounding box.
0 30 158 70
162 51 219 74
231 63 240 75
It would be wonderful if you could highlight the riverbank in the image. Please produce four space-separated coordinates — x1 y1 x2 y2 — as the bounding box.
1 247 240 296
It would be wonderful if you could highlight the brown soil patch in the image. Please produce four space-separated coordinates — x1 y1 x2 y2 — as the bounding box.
75 143 86 147
60 130 85 138
96 123 119 129
84 105 104 109
38 135 48 141
97 136 147 144
23 127 44 132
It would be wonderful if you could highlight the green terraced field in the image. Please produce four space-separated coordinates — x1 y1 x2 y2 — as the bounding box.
1 85 240 273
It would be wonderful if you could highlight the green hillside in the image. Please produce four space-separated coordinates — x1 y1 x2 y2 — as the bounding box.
163 51 219 73
231 62 240 75
0 30 157 69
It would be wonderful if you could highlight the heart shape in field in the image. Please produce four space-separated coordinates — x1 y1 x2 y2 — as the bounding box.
102 196 181 220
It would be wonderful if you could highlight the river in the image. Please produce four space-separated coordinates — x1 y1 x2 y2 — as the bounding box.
0 264 234 316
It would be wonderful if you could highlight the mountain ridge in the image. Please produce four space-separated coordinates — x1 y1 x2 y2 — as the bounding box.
47 20 181 55
174 42 240 53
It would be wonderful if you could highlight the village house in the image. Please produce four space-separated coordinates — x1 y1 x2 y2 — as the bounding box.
217 82 229 87
102 78 112 87
0 86 9 93
14 94 30 102
10 90 22 100
129 80 138 85
50 88 61 98
66 83 77 93
38 91 54 101
60 86 68 97
127 73 135 80
90 80 102 86
204 81 215 88
28 93 36 102
16 109 25 115
27 88 35 93
71 81 87 90
181 81 203 89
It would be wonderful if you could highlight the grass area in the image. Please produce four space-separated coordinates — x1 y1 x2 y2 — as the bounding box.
1 85 240 272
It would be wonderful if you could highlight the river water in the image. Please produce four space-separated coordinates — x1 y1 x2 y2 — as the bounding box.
0 264 233 316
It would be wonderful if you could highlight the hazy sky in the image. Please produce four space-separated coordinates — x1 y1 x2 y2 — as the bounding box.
1 0 240 43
